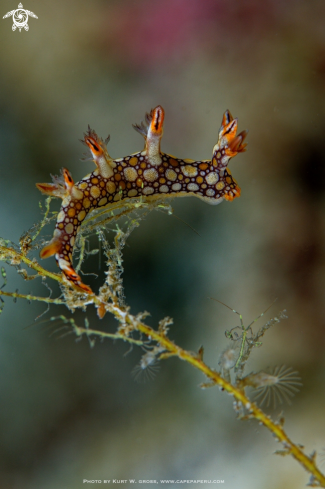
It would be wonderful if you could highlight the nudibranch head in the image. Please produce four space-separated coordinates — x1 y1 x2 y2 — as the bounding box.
216 110 248 157
211 110 248 174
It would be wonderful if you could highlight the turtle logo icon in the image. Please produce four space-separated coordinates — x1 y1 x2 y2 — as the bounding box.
3 3 38 32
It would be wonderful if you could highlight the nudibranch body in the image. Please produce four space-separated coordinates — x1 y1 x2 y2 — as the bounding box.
36 106 247 294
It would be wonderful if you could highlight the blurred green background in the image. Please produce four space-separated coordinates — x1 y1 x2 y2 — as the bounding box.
1 1 325 488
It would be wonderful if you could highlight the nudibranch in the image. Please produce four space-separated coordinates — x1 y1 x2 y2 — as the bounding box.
36 106 247 294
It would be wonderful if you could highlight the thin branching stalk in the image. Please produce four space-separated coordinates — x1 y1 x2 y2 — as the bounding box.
1 201 324 487
0 289 65 305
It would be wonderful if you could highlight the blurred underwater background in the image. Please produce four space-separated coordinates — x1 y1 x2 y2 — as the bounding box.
0 0 325 488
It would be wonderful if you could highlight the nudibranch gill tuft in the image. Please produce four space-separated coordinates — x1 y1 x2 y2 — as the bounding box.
36 106 247 294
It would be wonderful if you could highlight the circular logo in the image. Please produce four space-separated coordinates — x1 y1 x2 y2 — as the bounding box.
13 9 28 29
3 3 38 32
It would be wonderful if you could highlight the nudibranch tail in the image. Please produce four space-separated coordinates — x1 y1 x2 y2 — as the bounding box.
36 106 247 301
59 261 93 295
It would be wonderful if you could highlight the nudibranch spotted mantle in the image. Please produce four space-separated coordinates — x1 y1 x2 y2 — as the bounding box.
36 106 247 294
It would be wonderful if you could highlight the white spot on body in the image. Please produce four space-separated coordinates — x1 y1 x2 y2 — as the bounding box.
206 172 219 185
57 211 65 223
78 210 86 221
181 165 198 177
143 168 158 182
83 198 91 209
65 223 74 234
172 183 181 191
165 169 177 181
187 183 199 191
124 167 138 182
90 186 101 198
221 156 229 166
106 181 116 194
98 197 108 206
159 185 169 193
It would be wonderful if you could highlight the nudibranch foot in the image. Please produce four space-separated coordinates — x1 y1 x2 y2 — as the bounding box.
36 106 247 299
